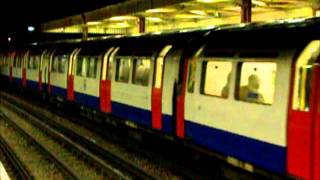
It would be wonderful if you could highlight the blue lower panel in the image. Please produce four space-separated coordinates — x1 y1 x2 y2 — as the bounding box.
74 91 100 110
162 114 173 133
51 85 67 99
27 80 38 90
185 121 286 174
111 101 151 128
13 77 21 86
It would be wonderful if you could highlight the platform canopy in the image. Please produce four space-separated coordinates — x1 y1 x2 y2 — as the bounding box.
41 0 318 34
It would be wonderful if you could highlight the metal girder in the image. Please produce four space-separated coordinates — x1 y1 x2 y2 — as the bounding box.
40 0 192 31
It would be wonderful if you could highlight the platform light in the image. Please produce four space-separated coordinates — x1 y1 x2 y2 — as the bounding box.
146 8 176 13
109 16 137 21
197 0 231 3
28 26 35 32
146 17 163 22
87 21 102 25
189 10 207 16
7 37 11 42
252 0 267 7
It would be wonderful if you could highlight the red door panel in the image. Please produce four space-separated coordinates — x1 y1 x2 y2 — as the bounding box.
176 60 188 138
67 74 74 100
312 66 320 179
100 80 112 113
22 68 27 87
152 88 162 130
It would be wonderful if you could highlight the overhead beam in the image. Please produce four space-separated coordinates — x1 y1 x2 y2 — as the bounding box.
41 0 192 31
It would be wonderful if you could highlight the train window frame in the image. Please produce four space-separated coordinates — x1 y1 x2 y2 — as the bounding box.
115 57 131 83
235 61 277 105
200 60 233 98
52 57 59 72
58 55 68 74
86 56 98 79
76 56 86 77
33 56 40 70
132 58 151 86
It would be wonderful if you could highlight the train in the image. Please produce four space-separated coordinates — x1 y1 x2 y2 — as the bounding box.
1 17 320 179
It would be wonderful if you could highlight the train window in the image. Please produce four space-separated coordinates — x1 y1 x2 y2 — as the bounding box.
33 56 40 70
76 56 86 77
107 58 113 80
58 55 68 73
52 57 59 72
115 58 131 83
87 56 98 78
17 56 22 68
132 58 150 86
201 61 232 98
292 41 320 111
188 60 197 93
236 62 277 105
13 57 17 67
28 56 34 69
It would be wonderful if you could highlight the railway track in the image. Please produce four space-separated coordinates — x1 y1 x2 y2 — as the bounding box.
0 93 160 180
0 134 33 180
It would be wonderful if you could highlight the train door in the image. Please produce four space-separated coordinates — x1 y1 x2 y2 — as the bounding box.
287 40 320 180
151 45 172 130
161 48 183 134
22 51 28 87
39 50 50 92
67 48 81 101
100 47 119 113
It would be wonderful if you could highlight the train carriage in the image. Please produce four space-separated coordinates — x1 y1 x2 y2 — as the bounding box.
1 17 320 180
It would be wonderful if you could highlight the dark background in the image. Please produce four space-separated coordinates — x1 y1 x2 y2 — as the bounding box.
1 0 125 45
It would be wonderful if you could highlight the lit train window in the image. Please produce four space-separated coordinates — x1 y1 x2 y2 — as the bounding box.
58 55 68 73
188 59 197 93
87 56 98 78
201 61 232 98
16 56 22 68
28 56 34 69
115 58 131 83
33 56 40 70
132 58 150 86
76 56 86 77
236 62 277 105
52 57 59 72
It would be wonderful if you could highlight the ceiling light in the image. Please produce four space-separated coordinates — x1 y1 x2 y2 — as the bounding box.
252 0 267 7
146 17 163 22
189 10 207 15
108 22 131 28
175 14 206 19
109 16 137 21
197 0 231 3
87 21 102 25
28 26 35 32
146 8 176 13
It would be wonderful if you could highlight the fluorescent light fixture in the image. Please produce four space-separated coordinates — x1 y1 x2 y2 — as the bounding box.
28 26 35 32
252 0 267 7
197 0 231 3
189 10 207 15
146 17 163 22
146 8 176 13
109 16 137 21
108 22 131 28
87 21 102 25
175 14 206 19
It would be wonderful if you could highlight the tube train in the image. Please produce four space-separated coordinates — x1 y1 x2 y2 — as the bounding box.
1 17 320 179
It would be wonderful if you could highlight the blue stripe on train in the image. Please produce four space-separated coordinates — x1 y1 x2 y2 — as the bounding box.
51 85 67 98
13 77 21 86
27 80 38 90
74 91 100 110
185 120 286 174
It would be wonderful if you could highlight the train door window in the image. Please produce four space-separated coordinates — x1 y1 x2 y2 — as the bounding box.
201 61 232 98
87 56 98 79
76 56 86 77
115 58 131 83
34 56 40 70
17 56 22 68
132 58 150 86
188 59 197 93
52 57 59 72
28 56 34 69
58 55 68 73
292 41 320 111
236 62 277 105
